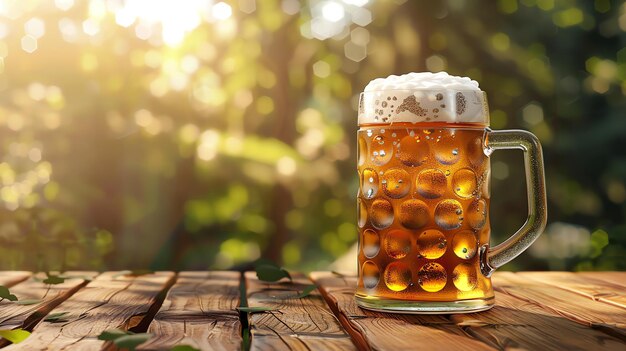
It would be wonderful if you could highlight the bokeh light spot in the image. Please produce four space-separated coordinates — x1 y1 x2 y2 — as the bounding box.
20 35 37 53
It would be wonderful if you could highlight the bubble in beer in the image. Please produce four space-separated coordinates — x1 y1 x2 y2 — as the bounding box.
397 135 429 167
452 263 477 291
399 199 429 229
434 138 461 165
382 168 411 198
467 199 487 229
362 261 380 289
384 229 411 259
361 168 379 199
371 135 393 166
416 168 447 199
416 229 447 259
452 230 477 260
357 198 367 228
467 136 485 168
435 199 464 230
418 262 447 292
384 261 412 292
370 199 394 229
452 168 478 199
362 229 380 258
358 137 368 166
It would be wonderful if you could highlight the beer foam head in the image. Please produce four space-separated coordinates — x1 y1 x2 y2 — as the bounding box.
358 72 489 125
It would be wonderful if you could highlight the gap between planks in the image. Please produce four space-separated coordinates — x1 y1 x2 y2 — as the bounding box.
2 271 176 351
138 271 243 351
244 271 356 351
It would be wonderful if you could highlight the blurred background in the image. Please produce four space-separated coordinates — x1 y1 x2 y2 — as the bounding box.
0 0 624 272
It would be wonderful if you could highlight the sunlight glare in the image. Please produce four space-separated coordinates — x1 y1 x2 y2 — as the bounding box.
212 2 233 20
321 1 345 22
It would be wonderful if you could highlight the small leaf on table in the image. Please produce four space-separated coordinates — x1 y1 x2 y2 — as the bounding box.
113 333 152 351
44 312 69 323
0 329 31 344
97 328 131 341
0 286 18 301
236 306 278 313
255 265 291 282
254 258 280 268
295 284 317 298
254 259 292 282
43 274 65 285
15 299 42 305
170 345 200 351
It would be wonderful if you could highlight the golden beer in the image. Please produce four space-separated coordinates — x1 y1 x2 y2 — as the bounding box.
355 73 547 313
356 123 492 307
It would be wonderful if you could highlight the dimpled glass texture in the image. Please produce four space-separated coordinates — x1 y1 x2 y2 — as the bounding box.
356 124 493 304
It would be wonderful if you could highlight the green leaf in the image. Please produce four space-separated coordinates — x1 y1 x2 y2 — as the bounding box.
97 328 131 341
170 345 200 351
0 286 18 302
61 274 94 282
15 299 42 306
254 258 280 269
236 306 278 313
295 284 317 298
43 274 65 285
0 329 31 344
113 333 151 351
255 265 291 282
44 312 69 322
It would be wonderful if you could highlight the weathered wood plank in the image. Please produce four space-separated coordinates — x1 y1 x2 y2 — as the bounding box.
3 271 175 351
0 272 96 334
310 272 494 351
0 272 31 288
517 271 626 310
493 272 626 340
139 271 242 351
245 271 355 351
577 272 626 288
449 289 626 350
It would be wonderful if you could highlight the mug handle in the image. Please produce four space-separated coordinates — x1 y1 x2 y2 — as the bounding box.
479 129 548 277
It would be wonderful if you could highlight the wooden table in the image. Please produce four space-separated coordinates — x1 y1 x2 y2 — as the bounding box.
0 271 624 350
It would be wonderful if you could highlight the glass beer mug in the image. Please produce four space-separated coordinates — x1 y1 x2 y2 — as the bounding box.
355 73 547 313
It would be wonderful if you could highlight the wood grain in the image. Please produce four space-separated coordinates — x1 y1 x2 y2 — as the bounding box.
0 272 96 333
577 272 626 288
0 272 31 288
139 271 242 351
449 288 626 350
310 272 494 351
3 271 175 351
517 271 626 310
493 272 626 340
245 271 355 351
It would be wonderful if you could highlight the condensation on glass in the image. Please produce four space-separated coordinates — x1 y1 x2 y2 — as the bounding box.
356 87 547 313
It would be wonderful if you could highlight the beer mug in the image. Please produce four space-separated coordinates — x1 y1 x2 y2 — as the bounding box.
355 73 547 313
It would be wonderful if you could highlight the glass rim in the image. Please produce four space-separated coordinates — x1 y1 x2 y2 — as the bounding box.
359 89 486 95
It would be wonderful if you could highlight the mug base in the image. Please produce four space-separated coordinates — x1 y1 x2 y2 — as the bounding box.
355 295 495 314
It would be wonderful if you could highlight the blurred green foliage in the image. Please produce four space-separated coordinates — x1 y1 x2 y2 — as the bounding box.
0 0 624 271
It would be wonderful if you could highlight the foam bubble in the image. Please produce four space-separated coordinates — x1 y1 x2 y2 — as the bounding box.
358 72 489 125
